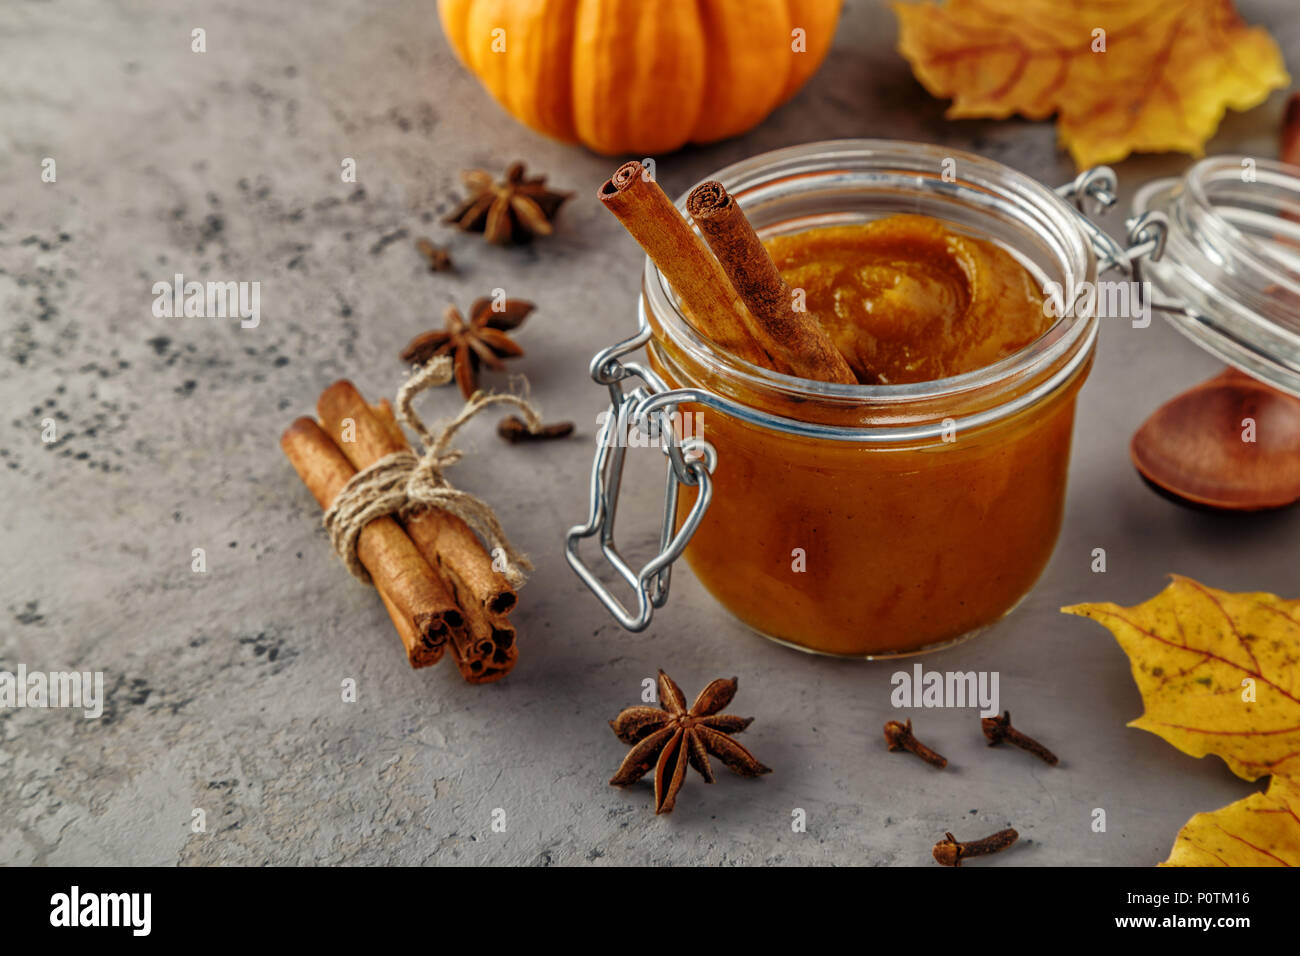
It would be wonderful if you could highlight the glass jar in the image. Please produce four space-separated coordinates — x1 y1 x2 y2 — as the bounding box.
568 140 1102 657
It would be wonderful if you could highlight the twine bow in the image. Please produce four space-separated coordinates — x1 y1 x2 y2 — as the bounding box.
322 357 541 588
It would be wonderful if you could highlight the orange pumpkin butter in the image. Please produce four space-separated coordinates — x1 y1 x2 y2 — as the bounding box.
437 0 843 154
767 215 1049 383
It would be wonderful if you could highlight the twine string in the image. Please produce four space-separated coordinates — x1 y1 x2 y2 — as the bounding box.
322 356 541 588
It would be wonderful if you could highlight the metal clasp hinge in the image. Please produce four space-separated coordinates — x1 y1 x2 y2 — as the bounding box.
1056 166 1182 331
1055 165 1170 277
564 325 716 631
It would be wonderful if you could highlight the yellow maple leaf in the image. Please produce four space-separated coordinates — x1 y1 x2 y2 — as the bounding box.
1162 774 1300 866
1063 575 1300 782
893 0 1290 168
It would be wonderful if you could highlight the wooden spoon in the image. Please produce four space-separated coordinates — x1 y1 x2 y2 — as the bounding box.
1130 367 1300 510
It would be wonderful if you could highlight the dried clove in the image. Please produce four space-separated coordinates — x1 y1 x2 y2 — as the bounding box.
933 827 1019 867
981 710 1059 766
497 416 574 444
883 719 947 768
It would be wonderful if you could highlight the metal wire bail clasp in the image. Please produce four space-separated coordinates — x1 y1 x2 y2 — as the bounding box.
1053 165 1183 334
1055 165 1170 281
564 322 716 631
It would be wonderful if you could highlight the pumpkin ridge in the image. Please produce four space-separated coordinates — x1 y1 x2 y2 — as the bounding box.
573 0 708 155
521 0 579 142
688 0 792 145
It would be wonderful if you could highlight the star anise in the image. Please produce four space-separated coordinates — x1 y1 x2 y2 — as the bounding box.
400 297 533 398
609 670 771 814
442 162 571 245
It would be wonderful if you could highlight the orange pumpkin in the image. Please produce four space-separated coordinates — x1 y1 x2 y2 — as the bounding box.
437 0 844 155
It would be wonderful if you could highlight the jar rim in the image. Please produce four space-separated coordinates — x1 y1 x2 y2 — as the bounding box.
1182 156 1300 293
641 139 1098 427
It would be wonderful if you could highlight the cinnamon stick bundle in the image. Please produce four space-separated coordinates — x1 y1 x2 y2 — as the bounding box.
316 382 519 682
686 181 857 384
280 417 458 668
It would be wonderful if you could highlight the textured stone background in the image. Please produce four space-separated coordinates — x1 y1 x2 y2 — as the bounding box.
2 1 1297 866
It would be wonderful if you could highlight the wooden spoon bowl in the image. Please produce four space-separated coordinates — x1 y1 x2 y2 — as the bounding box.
1130 367 1300 511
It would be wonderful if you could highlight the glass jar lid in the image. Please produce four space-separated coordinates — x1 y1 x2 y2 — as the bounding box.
1130 156 1300 397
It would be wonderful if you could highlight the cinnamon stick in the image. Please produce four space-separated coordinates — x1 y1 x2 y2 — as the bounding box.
598 161 771 368
318 382 519 623
378 587 444 669
280 417 458 668
320 387 519 683
686 181 857 384
371 398 406 447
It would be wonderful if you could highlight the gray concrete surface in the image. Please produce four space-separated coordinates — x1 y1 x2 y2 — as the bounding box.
2 0 1298 866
